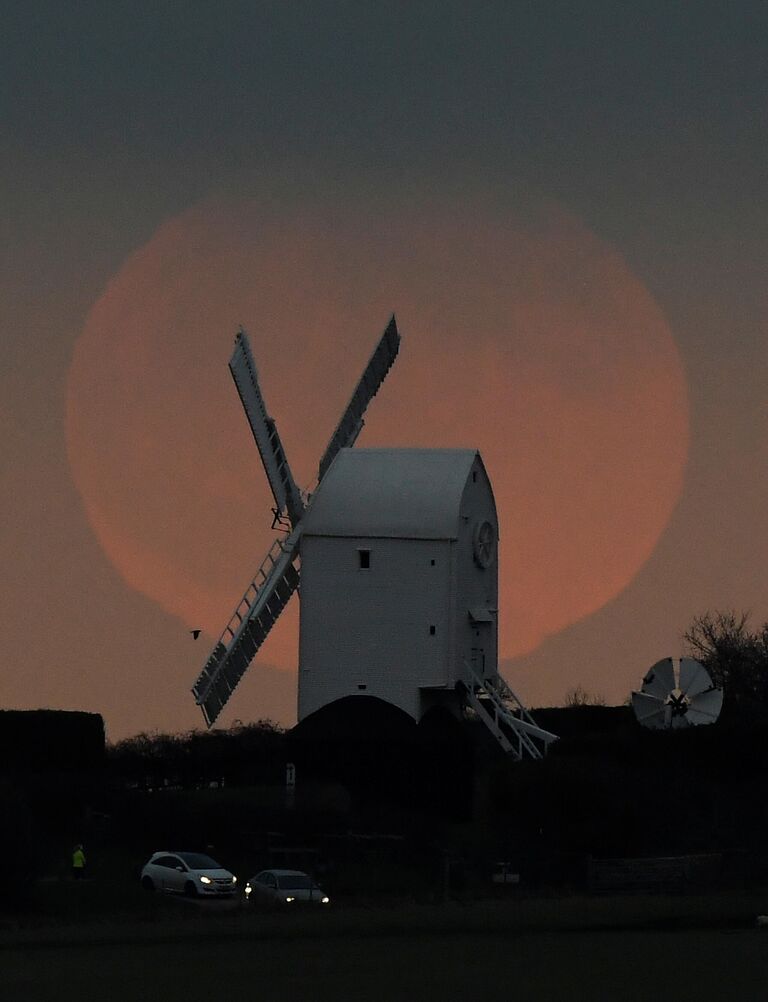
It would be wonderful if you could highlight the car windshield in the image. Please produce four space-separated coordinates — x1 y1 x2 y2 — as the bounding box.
177 853 220 870
277 875 314 890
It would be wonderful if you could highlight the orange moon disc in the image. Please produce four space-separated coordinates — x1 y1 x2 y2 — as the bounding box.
66 188 688 667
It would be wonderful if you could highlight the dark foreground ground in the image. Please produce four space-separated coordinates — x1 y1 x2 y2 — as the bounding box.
7 926 768 1002
5 890 768 1002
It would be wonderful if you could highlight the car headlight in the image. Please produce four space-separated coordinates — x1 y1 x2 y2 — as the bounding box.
321 896 330 904
200 876 212 885
245 885 252 895
232 875 237 884
285 896 295 903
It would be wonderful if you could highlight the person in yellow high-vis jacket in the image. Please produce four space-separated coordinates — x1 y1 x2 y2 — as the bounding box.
72 844 86 880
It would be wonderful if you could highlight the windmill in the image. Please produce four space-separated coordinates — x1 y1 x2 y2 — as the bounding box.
191 317 556 760
631 657 723 729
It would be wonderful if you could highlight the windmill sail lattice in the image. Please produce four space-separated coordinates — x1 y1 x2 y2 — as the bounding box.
229 330 304 527
192 528 301 726
318 315 400 481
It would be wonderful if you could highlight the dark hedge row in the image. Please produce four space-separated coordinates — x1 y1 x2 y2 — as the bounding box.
0 709 105 771
107 719 286 787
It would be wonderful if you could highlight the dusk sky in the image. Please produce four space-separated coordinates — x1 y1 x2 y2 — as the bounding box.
4 3 768 741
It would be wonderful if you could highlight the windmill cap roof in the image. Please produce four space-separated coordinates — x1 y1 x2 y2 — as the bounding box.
302 448 494 539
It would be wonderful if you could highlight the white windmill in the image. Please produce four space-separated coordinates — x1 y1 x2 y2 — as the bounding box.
631 657 723 730
191 317 557 760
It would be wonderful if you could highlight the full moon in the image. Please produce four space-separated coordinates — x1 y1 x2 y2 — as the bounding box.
66 184 688 681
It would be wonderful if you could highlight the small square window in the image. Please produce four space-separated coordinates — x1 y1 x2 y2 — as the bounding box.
430 559 435 566
429 625 436 636
357 683 367 690
358 549 370 569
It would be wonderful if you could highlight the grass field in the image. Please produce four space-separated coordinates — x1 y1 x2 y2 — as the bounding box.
5 885 768 1001
5 924 768 1002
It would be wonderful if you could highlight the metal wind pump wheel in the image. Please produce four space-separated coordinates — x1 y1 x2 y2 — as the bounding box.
631 657 723 730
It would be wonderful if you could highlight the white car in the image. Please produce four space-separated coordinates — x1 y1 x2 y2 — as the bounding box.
244 869 330 907
140 851 238 897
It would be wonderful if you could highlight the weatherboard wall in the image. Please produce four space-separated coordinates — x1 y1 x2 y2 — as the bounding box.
296 448 499 723
298 536 452 720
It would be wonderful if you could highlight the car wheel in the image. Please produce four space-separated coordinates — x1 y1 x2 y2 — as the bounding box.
141 876 155 892
184 881 198 898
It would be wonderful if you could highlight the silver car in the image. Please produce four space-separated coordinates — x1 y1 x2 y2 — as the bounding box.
244 869 330 907
140 851 238 897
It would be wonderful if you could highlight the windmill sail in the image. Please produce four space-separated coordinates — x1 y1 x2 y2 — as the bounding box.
317 315 401 482
684 687 723 725
630 690 669 729
679 656 713 699
192 527 302 726
640 658 676 700
230 329 304 526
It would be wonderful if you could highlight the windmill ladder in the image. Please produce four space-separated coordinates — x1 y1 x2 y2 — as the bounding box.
461 661 558 760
